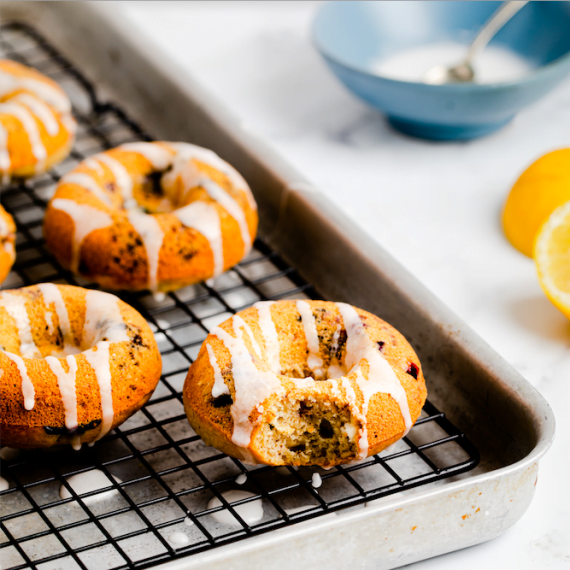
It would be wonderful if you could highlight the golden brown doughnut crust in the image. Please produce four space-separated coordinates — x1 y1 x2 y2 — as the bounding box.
0 204 16 283
0 284 162 448
43 142 258 293
0 60 76 179
183 300 427 467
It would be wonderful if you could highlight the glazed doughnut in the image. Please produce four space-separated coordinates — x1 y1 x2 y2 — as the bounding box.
0 59 76 182
44 142 257 295
183 300 427 466
0 204 16 283
0 284 161 449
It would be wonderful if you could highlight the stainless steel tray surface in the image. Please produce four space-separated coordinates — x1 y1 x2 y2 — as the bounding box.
0 22 479 570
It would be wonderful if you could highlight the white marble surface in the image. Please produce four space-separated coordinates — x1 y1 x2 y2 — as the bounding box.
119 2 570 568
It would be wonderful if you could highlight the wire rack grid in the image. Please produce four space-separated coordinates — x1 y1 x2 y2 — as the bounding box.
0 22 479 570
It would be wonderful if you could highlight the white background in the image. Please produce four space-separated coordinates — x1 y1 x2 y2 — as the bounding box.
118 2 570 568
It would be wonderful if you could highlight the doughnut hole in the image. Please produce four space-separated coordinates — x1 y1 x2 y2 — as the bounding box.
0 288 123 359
132 156 236 214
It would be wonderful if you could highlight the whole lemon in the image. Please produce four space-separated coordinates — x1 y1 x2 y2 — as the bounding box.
503 148 570 258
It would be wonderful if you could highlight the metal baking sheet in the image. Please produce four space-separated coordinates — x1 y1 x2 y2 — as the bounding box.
0 20 478 570
0 3 555 570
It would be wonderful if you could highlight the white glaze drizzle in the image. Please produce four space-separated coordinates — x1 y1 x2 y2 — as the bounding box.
342 420 358 442
3 240 15 262
61 172 112 207
174 201 224 276
342 373 369 455
161 146 203 198
336 302 412 456
328 377 343 400
0 476 8 491
0 292 40 358
201 178 252 254
235 473 247 485
44 311 55 335
0 122 11 184
253 301 281 374
82 290 130 347
160 144 252 252
330 324 341 355
286 374 314 390
211 325 283 447
0 214 14 260
327 324 345 378
3 351 35 410
61 113 77 136
327 364 345 379
0 101 46 170
0 215 8 237
167 142 257 211
13 93 59 136
82 290 129 441
126 209 164 293
44 355 81 450
232 315 262 359
51 198 113 272
83 157 105 177
206 343 229 398
207 490 263 526
95 153 135 207
83 344 114 441
0 68 70 113
119 142 173 170
37 283 73 352
296 300 324 378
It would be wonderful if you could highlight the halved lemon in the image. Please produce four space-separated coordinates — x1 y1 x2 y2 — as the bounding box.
535 200 570 319
503 148 570 258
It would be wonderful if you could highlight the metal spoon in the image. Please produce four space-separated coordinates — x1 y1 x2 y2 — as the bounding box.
424 1 528 84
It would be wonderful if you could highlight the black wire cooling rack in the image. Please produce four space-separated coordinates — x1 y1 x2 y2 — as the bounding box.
0 22 480 570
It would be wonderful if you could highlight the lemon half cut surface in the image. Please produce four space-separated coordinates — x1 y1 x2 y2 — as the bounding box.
535 200 570 319
503 149 570 258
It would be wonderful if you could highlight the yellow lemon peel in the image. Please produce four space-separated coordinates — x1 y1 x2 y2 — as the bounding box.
535 199 570 319
503 148 570 258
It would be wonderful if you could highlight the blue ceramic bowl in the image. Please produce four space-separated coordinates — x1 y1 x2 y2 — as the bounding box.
312 1 570 140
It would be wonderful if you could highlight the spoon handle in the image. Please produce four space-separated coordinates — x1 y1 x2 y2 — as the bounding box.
465 1 528 64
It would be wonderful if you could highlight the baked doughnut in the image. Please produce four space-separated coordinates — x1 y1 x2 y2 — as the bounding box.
44 142 257 295
0 204 16 283
0 59 76 181
183 300 427 466
0 284 161 449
